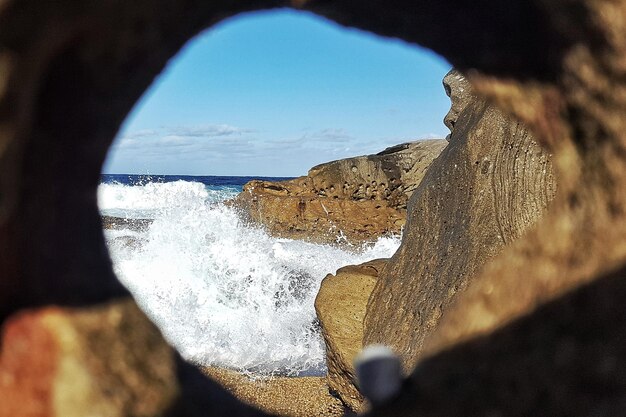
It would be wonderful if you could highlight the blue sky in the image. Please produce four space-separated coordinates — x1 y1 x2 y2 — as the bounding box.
103 9 452 177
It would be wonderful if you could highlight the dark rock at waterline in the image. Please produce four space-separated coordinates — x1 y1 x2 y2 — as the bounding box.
232 140 447 245
364 70 557 372
112 235 149 250
101 215 153 232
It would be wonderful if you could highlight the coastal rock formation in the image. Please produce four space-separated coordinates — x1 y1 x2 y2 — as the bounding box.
233 140 447 244
306 141 447 209
314 259 388 411
364 70 557 371
1 0 626 416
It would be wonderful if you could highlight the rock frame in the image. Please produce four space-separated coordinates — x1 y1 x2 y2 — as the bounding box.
0 0 625 416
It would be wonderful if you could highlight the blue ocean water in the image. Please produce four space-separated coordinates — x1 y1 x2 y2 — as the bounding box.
98 174 401 375
101 174 294 192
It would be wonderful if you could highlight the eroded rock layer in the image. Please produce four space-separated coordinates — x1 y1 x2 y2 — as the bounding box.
364 70 557 371
233 140 447 244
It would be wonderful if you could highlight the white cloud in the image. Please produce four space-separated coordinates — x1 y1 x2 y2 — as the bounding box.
105 124 443 176
165 124 255 138
115 124 254 144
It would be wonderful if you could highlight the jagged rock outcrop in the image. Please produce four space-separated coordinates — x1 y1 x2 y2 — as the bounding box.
314 259 388 411
364 70 557 371
233 140 447 244
307 141 447 208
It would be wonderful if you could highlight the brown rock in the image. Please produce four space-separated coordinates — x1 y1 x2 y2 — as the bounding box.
308 140 448 209
314 259 388 411
233 140 447 245
364 70 557 372
0 298 179 417
368 265 626 417
235 190 406 245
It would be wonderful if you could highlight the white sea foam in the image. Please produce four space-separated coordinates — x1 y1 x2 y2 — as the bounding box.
98 181 236 218
98 180 400 375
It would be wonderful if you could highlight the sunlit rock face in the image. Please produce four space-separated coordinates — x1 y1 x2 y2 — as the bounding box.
314 258 389 411
313 69 556 412
364 70 556 372
232 140 447 245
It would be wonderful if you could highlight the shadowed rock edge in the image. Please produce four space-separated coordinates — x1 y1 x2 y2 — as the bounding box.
0 0 624 416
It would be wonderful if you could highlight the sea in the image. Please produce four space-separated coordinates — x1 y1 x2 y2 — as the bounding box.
98 174 401 376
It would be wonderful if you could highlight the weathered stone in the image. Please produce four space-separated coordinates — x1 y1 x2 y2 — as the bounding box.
203 367 345 417
363 0 626 413
235 189 406 244
308 140 448 209
314 259 388 411
369 265 626 417
364 70 557 372
233 140 446 244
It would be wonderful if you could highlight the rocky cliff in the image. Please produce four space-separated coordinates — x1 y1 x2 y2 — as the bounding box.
363 70 556 371
314 70 556 409
233 140 447 244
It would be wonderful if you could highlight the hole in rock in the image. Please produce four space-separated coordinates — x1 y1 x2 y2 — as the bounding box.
97 9 450 377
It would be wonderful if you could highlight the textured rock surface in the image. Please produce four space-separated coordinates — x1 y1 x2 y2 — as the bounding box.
0 299 178 417
235 185 405 245
0 0 625 416
362 0 626 413
234 140 446 244
364 70 556 371
307 141 448 209
314 259 388 411
0 298 266 417
101 215 153 232
203 367 345 417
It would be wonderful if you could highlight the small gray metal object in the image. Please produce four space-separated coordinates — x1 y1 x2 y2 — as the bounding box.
354 345 402 406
